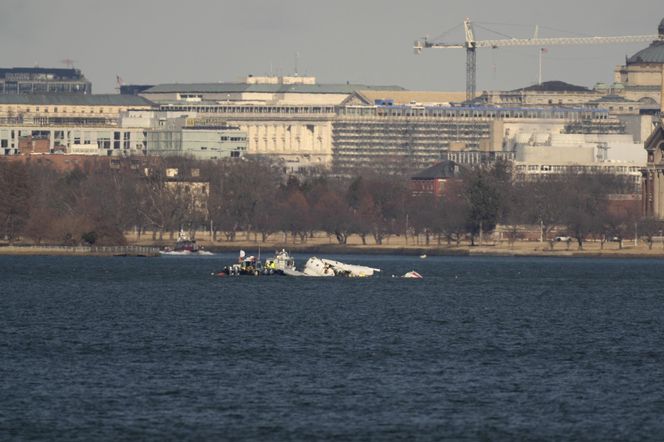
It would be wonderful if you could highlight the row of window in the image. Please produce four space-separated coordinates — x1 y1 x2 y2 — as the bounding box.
2 106 116 114
517 164 641 173
160 105 336 114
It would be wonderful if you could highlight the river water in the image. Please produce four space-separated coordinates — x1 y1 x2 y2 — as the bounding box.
2 254 664 440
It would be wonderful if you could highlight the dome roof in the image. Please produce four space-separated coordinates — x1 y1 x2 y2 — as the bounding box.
628 41 664 64
627 18 664 64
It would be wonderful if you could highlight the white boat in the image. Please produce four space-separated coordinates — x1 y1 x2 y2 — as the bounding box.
300 257 380 278
402 270 423 279
264 249 296 274
160 229 213 255
160 249 193 256
160 248 213 256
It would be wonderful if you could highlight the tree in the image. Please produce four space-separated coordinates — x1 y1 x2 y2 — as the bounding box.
22 162 62 244
638 216 663 250
313 189 354 244
499 180 529 248
207 157 284 241
601 203 638 250
407 193 438 245
0 161 32 244
462 161 511 245
362 174 408 245
435 191 469 246
277 190 311 243
560 172 629 250
521 177 568 249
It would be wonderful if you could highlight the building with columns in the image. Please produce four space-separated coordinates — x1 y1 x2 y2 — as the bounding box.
638 20 664 217
642 123 664 217
613 18 664 106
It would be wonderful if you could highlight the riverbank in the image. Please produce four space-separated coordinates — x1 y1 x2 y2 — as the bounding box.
124 232 664 258
3 233 664 258
0 245 160 257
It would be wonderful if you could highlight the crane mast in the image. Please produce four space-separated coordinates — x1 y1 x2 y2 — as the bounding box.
414 18 663 102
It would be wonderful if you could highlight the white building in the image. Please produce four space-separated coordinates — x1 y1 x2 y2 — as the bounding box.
146 116 246 160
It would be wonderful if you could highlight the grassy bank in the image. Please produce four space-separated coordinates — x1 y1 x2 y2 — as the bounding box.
3 232 664 258
125 231 664 259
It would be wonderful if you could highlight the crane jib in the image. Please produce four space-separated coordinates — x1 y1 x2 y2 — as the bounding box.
413 16 663 101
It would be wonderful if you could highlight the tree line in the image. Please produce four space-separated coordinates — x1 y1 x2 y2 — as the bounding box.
1 157 662 249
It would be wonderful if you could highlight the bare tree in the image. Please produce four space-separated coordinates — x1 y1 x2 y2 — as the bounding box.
313 189 354 244
277 190 311 243
0 161 32 244
406 193 438 245
521 177 567 249
561 172 632 250
435 191 469 246
638 216 663 250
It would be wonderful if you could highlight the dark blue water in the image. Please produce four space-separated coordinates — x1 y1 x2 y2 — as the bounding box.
2 253 664 440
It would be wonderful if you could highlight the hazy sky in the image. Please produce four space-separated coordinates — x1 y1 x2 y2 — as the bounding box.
1 0 662 93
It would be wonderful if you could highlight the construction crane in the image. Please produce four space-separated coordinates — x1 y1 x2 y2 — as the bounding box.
414 18 663 102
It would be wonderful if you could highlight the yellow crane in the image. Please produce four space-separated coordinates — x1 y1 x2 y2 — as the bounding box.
414 18 663 102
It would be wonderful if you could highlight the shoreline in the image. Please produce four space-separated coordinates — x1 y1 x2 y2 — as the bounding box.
2 241 664 259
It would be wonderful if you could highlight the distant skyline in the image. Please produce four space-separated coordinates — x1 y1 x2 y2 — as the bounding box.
1 0 661 93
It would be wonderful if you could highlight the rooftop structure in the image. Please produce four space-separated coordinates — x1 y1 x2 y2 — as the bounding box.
119 84 154 96
0 67 91 95
0 94 153 106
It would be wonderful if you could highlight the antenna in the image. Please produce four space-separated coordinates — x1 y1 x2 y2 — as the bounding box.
294 52 300 76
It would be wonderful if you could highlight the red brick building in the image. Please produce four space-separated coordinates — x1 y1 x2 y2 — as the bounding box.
409 160 464 198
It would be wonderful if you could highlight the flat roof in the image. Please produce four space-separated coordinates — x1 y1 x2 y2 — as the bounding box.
359 90 467 105
0 94 154 106
143 82 406 95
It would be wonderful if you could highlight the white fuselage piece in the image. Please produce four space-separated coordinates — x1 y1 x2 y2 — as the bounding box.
302 257 380 277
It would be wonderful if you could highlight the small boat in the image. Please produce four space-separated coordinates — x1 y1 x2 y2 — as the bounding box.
220 251 263 276
264 249 296 275
161 229 213 255
419 254 427 259
402 270 423 279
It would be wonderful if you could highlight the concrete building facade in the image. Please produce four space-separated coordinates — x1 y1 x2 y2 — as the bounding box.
147 117 246 160
0 95 154 156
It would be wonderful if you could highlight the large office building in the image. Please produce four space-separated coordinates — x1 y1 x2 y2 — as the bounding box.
137 76 643 174
137 76 405 173
0 64 656 181
0 94 153 156
0 67 92 95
